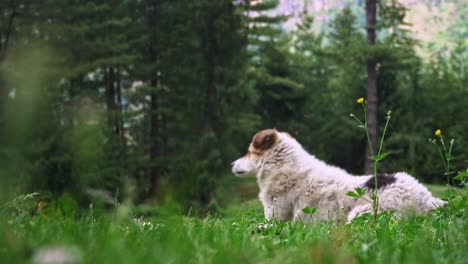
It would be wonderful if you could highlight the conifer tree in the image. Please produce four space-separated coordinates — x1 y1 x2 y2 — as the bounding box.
241 0 304 129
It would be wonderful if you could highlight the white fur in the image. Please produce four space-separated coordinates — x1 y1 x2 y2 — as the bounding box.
232 131 446 223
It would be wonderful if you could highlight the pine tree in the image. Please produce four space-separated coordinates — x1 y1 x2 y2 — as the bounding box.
0 0 137 198
295 7 367 172
240 0 304 129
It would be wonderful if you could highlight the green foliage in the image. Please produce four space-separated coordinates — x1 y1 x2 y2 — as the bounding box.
454 171 468 181
0 3 466 262
0 193 466 264
301 207 317 215
346 187 367 199
0 1 466 210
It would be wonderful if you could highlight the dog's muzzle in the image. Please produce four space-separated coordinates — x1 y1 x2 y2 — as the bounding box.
231 161 245 175
231 159 255 176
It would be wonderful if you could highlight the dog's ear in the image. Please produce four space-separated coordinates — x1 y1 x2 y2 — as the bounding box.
252 129 277 151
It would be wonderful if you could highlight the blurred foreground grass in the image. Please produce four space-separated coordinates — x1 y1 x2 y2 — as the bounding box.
0 184 466 264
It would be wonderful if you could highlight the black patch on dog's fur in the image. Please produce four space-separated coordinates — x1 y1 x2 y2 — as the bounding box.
364 173 396 190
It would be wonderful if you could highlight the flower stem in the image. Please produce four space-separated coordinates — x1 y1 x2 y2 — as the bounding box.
378 113 391 157
362 103 374 157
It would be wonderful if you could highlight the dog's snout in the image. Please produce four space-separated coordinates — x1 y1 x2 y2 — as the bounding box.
231 156 256 176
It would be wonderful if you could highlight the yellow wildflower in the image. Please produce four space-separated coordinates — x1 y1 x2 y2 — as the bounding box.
435 129 441 136
357 97 364 104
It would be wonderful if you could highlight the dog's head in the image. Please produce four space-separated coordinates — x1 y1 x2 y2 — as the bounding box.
231 129 294 177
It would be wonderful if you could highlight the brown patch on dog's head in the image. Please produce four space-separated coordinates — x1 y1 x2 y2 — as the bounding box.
248 129 277 154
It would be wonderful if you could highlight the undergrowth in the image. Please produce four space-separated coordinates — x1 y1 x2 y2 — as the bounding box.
0 189 466 264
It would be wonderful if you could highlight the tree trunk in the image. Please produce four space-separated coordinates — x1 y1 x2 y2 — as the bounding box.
116 77 125 146
147 0 161 199
1 0 18 59
0 74 6 151
202 33 216 133
68 78 78 127
149 81 160 199
199 9 219 205
105 67 117 133
0 0 19 149
365 0 378 174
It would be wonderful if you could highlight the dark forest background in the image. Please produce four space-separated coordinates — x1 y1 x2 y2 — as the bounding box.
0 0 466 211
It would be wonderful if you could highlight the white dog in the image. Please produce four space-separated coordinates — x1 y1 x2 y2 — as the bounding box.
231 129 446 223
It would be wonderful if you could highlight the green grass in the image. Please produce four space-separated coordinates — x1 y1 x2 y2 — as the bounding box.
425 184 451 198
0 188 466 264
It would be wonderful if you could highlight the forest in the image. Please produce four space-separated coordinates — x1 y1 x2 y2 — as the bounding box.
0 0 467 263
0 0 466 209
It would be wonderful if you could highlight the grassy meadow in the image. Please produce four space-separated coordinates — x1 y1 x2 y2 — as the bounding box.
1 183 466 264
1 1 467 264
